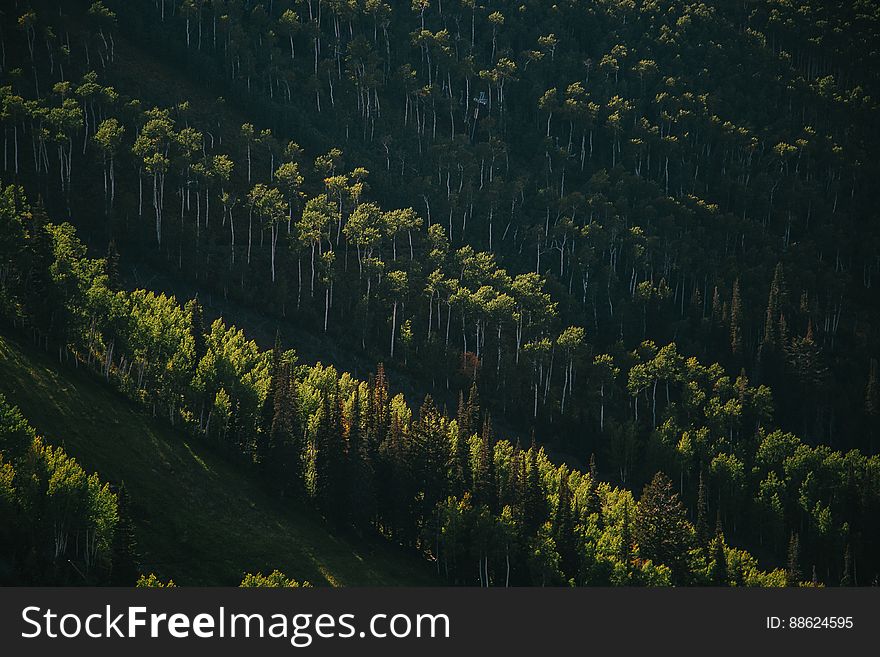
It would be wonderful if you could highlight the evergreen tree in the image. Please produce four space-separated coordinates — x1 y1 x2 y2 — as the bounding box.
379 411 411 542
695 471 710 549
313 385 349 521
729 279 743 359
709 533 728 586
586 453 602 520
457 382 481 441
635 472 693 584
452 388 475 497
368 364 391 452
109 483 139 586
105 239 121 291
840 543 853 587
270 362 302 493
185 297 207 372
22 198 58 345
762 263 787 348
786 532 802 586
553 469 578 580
523 438 547 533
865 359 878 438
412 395 452 527
347 387 376 530
473 416 497 511
619 498 632 568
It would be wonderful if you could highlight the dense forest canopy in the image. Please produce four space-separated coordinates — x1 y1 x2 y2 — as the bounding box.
0 0 878 586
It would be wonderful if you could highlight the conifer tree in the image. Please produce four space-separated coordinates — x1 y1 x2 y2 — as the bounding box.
840 543 853 587
270 362 302 493
710 532 728 586
729 279 743 358
105 240 121 291
412 395 452 527
523 438 546 533
695 471 710 549
786 532 802 586
586 454 604 528
456 390 469 440
762 263 787 348
109 483 139 586
503 440 522 509
368 364 391 451
260 331 283 437
635 472 693 583
379 411 411 542
464 382 481 439
553 468 578 580
314 385 349 521
347 387 376 530
22 198 57 345
185 297 207 372
473 416 497 511
453 388 476 496
865 359 878 424
619 498 632 568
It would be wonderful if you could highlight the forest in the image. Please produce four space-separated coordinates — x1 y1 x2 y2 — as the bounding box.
0 0 878 587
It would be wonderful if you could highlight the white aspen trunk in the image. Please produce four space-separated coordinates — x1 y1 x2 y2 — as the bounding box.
390 301 397 357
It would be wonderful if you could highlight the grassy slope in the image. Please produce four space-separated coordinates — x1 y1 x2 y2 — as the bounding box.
0 331 436 586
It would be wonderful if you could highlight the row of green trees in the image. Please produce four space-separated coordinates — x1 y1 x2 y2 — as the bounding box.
0 391 119 584
2 184 877 585
137 571 311 587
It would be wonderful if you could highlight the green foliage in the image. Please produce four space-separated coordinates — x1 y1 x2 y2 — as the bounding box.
136 573 176 588
239 570 311 588
0 393 118 584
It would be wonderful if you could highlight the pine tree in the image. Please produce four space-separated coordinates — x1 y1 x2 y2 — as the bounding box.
586 453 602 519
786 322 828 388
314 384 349 521
260 331 283 437
553 468 578 580
762 263 786 348
785 322 829 437
711 286 722 324
523 438 546 533
865 358 879 418
710 532 728 586
347 387 376 529
22 198 58 345
270 362 303 494
379 410 411 542
785 532 802 586
473 416 497 511
105 239 121 291
109 483 139 585
695 471 710 549
501 440 522 509
757 263 787 384
840 543 853 587
455 390 467 436
453 397 472 496
255 333 283 465
185 296 207 374
634 472 693 584
729 279 743 358
458 382 481 440
619 498 632 568
412 395 452 524
368 363 391 451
